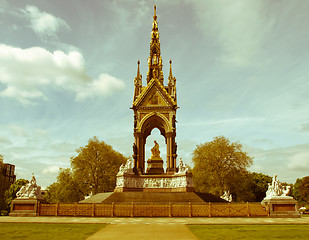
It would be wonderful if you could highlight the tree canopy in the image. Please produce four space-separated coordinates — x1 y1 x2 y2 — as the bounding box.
192 136 254 201
71 137 127 195
46 137 127 202
249 172 272 202
44 168 84 203
293 176 309 207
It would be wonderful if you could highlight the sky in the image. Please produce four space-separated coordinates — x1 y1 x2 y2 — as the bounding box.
1 0 309 188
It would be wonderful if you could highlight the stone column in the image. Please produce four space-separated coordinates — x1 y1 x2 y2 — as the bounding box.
166 132 176 173
134 132 144 174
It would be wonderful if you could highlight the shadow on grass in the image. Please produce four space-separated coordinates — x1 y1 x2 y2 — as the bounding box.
188 225 309 240
0 223 106 240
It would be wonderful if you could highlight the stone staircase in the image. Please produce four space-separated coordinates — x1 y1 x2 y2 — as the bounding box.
80 192 226 204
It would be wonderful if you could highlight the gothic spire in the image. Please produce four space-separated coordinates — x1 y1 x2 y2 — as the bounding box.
168 59 177 102
168 59 173 80
147 5 164 84
136 60 141 81
133 60 142 101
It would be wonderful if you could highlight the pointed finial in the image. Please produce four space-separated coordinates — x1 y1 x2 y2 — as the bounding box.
154 5 157 20
137 60 140 75
169 59 173 77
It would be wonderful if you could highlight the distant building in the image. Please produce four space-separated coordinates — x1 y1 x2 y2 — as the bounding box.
0 158 16 185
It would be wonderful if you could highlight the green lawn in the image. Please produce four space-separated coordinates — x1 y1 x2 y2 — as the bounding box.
188 225 309 240
0 223 105 240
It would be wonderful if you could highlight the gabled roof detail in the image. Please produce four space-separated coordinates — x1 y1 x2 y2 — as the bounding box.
133 78 176 108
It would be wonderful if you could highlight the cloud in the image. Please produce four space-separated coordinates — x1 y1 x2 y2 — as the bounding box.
0 44 125 104
0 136 12 145
191 0 274 66
22 5 70 40
300 122 309 132
9 125 28 137
42 166 60 174
287 147 309 172
0 0 6 13
76 74 125 100
247 143 309 183
181 117 264 127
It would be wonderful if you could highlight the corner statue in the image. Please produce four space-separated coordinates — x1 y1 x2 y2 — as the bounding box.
151 140 160 157
16 173 43 199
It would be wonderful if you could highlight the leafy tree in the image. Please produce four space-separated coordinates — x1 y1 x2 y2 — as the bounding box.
192 136 253 201
300 176 309 202
2 179 29 214
249 172 272 202
293 178 303 202
44 168 85 203
71 137 127 195
46 137 127 202
294 176 309 207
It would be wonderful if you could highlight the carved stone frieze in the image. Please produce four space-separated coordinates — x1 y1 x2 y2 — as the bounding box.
115 173 193 189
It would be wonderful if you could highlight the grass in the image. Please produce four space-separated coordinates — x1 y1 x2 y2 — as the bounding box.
188 225 309 240
0 223 105 240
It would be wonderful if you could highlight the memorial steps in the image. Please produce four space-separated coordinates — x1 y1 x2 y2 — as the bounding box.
80 192 226 204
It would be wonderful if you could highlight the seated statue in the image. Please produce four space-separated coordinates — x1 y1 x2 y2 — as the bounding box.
151 140 160 157
177 159 190 174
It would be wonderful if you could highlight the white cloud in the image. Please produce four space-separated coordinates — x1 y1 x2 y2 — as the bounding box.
42 166 60 174
9 125 28 137
0 44 125 104
76 73 125 100
287 149 309 172
0 0 6 13
0 136 12 145
247 143 309 183
22 5 70 40
191 0 274 66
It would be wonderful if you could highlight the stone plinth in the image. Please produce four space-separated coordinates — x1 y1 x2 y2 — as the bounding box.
146 156 164 175
115 172 194 192
261 197 300 218
9 199 44 217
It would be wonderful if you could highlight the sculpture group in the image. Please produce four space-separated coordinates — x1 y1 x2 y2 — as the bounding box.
16 174 43 200
265 174 291 199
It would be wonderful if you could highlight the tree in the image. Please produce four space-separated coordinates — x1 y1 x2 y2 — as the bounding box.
2 179 29 214
299 176 309 203
44 168 85 203
71 137 127 195
192 136 253 201
249 172 272 202
294 176 309 207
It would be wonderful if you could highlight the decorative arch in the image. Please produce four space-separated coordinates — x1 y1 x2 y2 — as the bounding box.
140 113 171 141
133 111 176 175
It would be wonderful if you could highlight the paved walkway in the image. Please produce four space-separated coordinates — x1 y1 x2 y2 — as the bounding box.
86 224 198 240
1 216 309 225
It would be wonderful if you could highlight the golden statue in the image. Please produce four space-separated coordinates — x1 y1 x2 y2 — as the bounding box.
151 140 160 157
